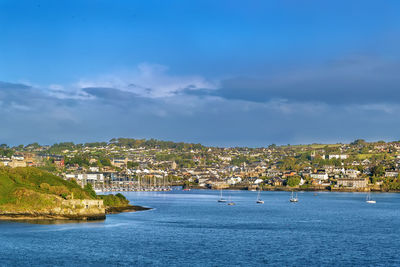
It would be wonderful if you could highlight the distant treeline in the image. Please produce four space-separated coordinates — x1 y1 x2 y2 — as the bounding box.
31 138 206 154
3 138 400 155
109 138 205 150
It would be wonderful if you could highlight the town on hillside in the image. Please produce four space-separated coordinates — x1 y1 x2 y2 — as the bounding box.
1 138 400 192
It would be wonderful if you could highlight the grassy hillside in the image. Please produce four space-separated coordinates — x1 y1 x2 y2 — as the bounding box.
280 144 342 149
0 167 131 214
99 193 129 207
0 167 94 208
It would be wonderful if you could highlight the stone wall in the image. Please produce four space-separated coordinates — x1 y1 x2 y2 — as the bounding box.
0 199 106 221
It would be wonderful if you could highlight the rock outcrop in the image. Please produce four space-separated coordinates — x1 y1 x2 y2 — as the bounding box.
0 194 106 220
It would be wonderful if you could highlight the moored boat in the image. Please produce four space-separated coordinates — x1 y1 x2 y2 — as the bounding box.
290 191 298 202
366 192 376 204
218 189 227 202
256 189 264 204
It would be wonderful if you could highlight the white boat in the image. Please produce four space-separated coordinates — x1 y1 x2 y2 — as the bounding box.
366 192 376 204
256 189 264 204
290 191 298 202
218 189 227 202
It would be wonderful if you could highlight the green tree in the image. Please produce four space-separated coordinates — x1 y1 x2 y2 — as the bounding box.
287 176 301 187
84 183 97 199
127 161 139 169
351 139 366 146
371 165 385 177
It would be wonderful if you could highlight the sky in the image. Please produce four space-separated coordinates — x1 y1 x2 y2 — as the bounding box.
1 0 400 147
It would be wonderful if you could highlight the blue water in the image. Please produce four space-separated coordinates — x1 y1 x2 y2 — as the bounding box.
1 190 400 266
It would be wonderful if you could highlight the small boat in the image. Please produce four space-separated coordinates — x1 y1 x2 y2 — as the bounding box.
256 189 264 204
217 189 227 202
366 192 376 204
290 191 298 202
182 188 191 191
227 195 235 205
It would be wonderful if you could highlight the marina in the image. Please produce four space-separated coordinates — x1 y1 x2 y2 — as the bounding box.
93 175 173 192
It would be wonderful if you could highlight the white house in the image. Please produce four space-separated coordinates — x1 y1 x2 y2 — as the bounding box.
345 169 360 179
218 156 232 162
328 154 348 160
0 158 10 166
362 159 371 165
65 173 104 183
227 177 242 185
89 166 100 172
385 171 399 178
333 167 345 174
253 178 264 185
11 155 24 161
310 173 329 180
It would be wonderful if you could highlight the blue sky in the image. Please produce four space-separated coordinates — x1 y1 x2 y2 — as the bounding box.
1 0 400 146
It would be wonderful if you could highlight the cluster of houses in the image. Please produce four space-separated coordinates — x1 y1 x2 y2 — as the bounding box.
0 154 32 168
2 140 400 191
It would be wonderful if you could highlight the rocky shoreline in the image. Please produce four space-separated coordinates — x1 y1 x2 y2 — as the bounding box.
0 204 150 221
106 205 152 214
0 213 106 221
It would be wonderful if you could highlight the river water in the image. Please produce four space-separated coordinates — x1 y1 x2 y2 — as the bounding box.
1 190 400 266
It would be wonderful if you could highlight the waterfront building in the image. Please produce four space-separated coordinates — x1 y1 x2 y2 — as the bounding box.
337 178 368 188
65 173 105 187
310 173 329 180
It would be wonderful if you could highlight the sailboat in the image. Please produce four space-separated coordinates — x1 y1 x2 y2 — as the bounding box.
217 188 227 202
366 192 376 204
290 191 298 202
256 188 264 204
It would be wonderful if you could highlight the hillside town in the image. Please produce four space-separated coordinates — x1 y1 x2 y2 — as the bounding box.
1 138 400 192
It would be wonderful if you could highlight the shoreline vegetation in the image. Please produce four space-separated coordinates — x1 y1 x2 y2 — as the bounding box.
0 167 149 221
106 205 151 214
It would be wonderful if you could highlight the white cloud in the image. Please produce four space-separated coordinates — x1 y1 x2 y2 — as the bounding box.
9 102 31 111
348 103 397 114
3 59 400 146
75 63 219 98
